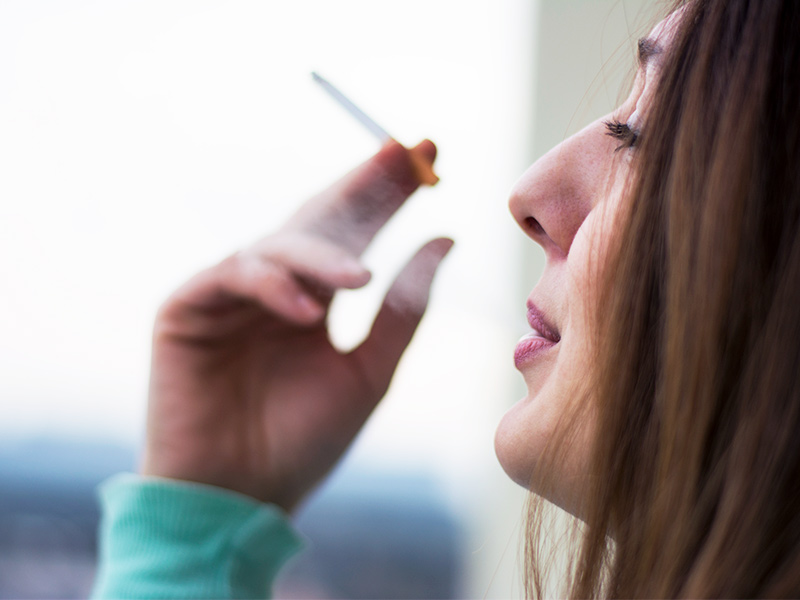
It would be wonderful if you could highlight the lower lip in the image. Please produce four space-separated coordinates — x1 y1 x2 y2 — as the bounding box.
514 333 557 368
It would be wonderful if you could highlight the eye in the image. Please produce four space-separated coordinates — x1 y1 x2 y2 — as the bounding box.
604 119 639 151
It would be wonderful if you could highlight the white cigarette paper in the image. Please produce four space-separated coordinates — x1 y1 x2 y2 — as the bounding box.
311 72 394 143
311 71 439 186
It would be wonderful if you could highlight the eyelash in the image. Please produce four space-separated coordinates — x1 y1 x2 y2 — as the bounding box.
604 119 639 151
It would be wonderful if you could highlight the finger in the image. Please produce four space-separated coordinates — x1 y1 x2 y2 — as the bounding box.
164 253 326 330
285 139 438 257
232 257 327 324
251 234 372 293
350 237 454 396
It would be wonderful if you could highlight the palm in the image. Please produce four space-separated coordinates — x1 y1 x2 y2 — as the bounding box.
148 307 378 509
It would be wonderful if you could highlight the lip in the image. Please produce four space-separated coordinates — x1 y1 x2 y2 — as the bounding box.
526 302 561 343
514 301 561 369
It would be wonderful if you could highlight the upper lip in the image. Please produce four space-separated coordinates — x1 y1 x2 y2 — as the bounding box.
527 301 561 343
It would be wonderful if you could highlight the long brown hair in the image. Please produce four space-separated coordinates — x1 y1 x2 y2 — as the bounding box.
526 0 800 597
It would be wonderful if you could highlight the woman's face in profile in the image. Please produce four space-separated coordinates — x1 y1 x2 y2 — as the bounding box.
495 10 683 513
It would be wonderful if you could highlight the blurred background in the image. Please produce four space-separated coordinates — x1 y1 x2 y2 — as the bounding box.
0 0 655 597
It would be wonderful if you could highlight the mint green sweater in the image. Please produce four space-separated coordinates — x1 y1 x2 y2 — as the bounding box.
91 474 304 600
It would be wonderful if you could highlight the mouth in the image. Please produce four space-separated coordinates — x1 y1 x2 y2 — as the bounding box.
514 301 561 368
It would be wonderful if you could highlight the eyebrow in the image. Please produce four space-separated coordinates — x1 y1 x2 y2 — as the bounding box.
637 37 663 67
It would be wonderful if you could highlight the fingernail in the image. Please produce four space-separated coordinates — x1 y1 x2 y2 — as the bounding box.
340 260 371 287
351 269 372 286
341 258 367 276
296 294 323 319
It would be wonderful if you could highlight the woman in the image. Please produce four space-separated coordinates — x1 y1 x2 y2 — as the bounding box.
94 0 800 597
506 0 800 596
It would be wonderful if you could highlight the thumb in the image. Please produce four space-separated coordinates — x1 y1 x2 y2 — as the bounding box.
350 237 454 396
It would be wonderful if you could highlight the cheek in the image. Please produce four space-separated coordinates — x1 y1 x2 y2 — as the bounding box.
566 182 627 326
558 185 628 415
563 211 602 343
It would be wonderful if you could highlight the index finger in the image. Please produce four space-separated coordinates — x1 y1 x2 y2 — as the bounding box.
283 139 437 257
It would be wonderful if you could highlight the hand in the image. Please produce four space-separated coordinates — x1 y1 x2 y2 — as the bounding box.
141 140 452 511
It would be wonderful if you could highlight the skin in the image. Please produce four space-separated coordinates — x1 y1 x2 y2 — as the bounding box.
142 139 452 512
495 12 682 515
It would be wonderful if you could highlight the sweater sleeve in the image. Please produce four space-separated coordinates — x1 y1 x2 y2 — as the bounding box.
91 473 304 600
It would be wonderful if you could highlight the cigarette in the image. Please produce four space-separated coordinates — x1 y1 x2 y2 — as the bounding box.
311 71 439 186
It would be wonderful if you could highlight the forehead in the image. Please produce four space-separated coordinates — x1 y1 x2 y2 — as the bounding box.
642 5 687 61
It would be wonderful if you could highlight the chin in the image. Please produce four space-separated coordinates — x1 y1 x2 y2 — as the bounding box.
496 353 561 484
497 397 594 521
494 374 590 508
494 396 544 490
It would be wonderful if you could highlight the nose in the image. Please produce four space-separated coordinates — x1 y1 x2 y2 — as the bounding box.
509 119 611 259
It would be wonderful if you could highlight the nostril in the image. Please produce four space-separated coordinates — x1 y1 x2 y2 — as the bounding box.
525 216 545 236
